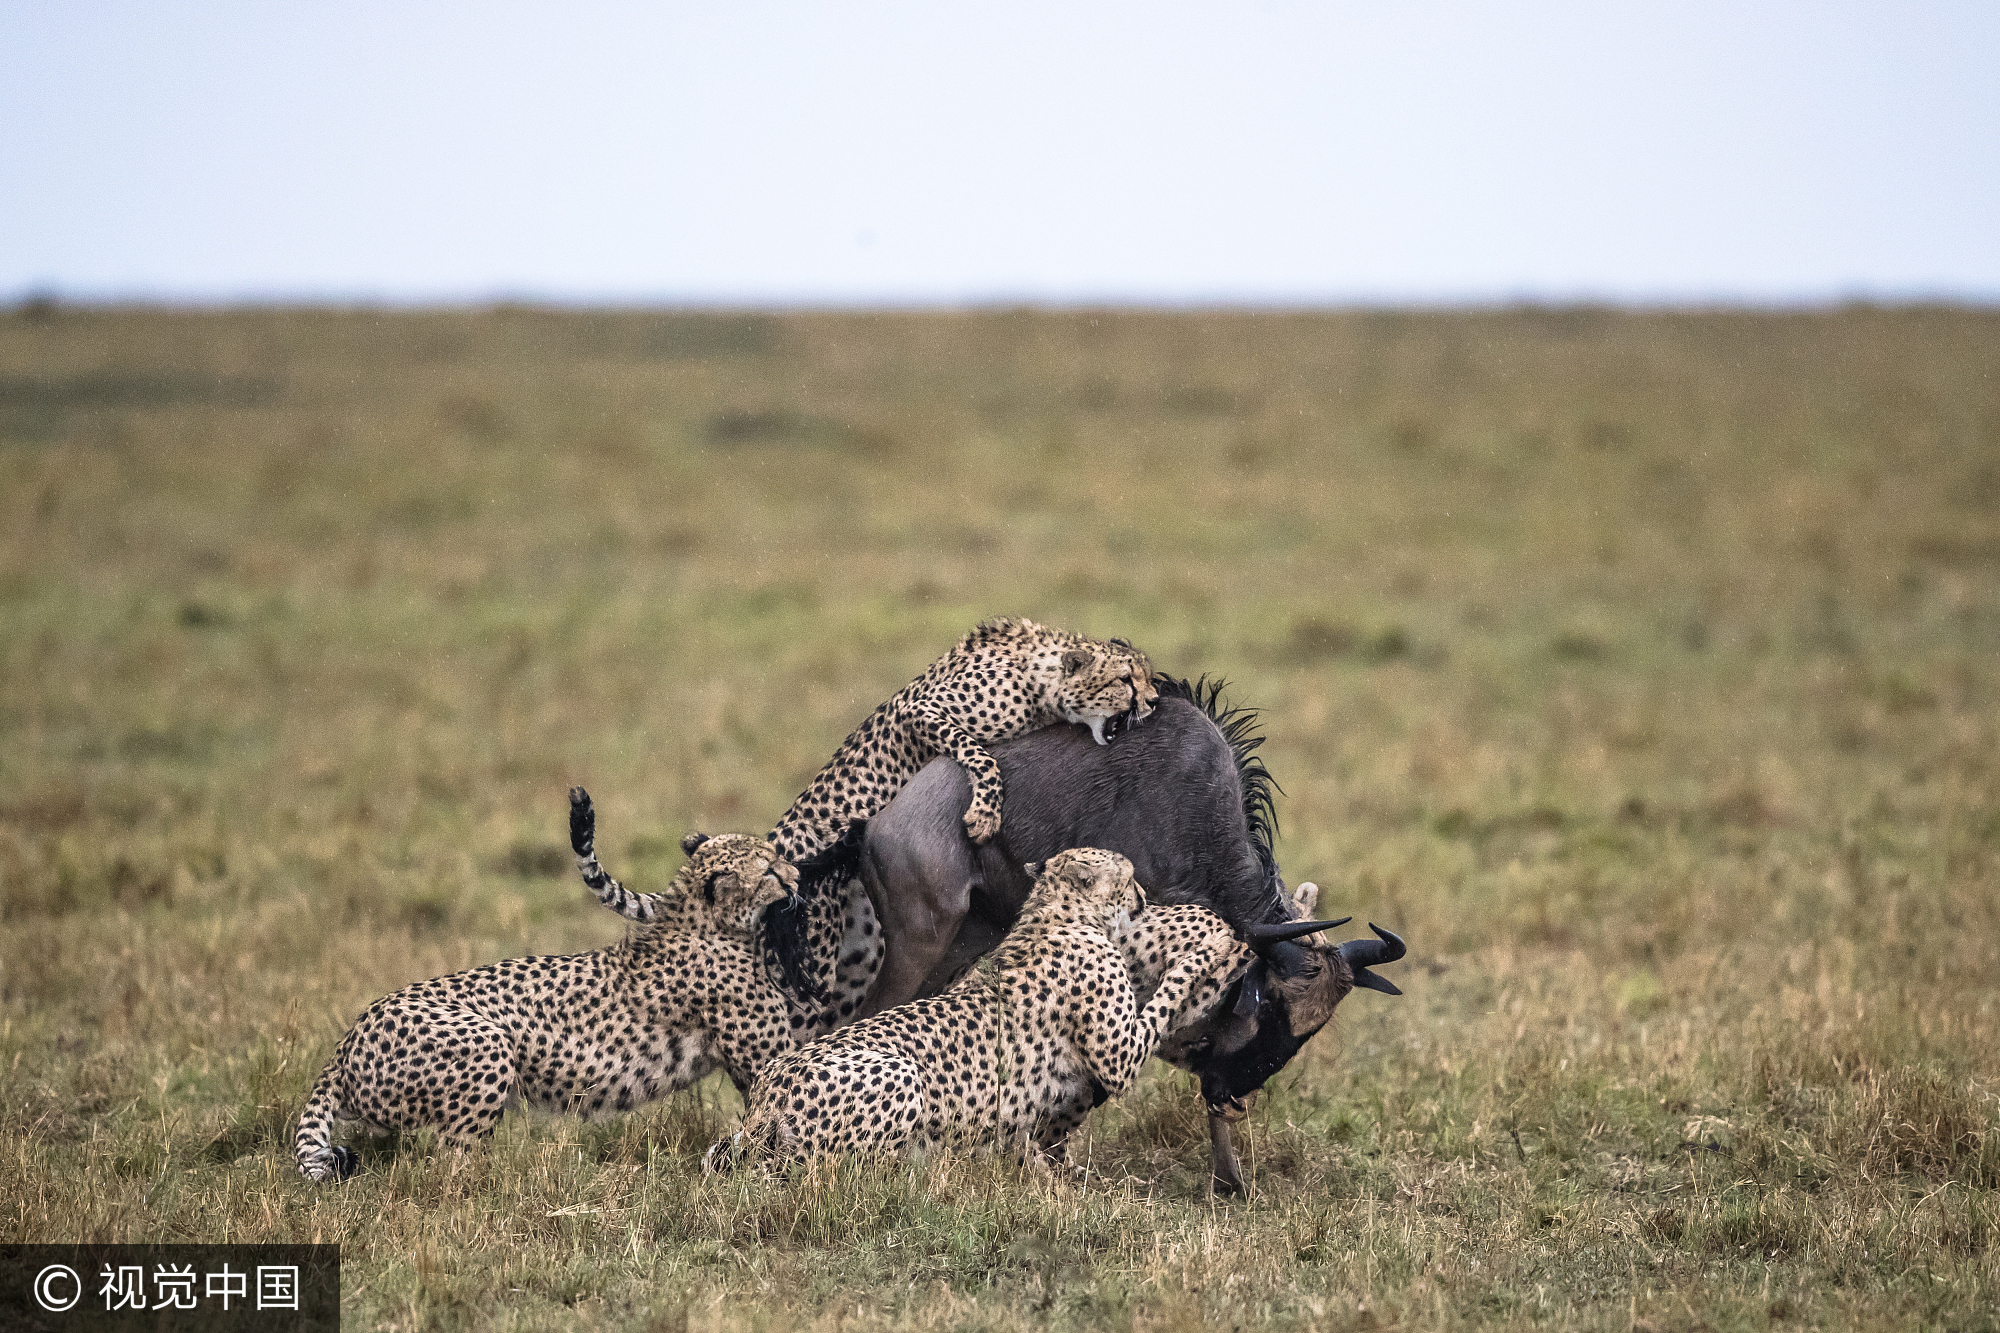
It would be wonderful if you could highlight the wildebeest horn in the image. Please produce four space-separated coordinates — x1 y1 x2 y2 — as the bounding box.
1339 924 1407 995
1244 916 1351 949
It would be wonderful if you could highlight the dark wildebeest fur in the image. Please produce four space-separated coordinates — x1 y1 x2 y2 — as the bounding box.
845 675 1405 1193
855 679 1289 1007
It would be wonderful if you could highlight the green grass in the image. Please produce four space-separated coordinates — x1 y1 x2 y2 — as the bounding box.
2 303 1997 1330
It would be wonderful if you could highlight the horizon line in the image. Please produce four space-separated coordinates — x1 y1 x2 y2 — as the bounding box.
12 287 2000 316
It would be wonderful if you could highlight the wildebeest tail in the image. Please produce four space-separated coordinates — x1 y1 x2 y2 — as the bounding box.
759 820 867 1008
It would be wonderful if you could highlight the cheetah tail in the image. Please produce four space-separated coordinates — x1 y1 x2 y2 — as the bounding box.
293 1056 359 1183
568 786 663 923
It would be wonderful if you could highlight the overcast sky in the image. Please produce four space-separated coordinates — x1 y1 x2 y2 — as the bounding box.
4 1 1996 306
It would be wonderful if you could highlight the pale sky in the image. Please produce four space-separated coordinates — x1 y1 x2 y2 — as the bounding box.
4 1 1996 306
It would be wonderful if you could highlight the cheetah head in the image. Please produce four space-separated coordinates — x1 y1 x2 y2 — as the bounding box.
1024 847 1147 933
1054 637 1158 745
667 832 799 936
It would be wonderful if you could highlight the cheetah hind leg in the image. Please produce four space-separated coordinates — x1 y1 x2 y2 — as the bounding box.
429 1022 519 1149
731 1051 926 1167
299 1013 516 1181
294 1057 362 1183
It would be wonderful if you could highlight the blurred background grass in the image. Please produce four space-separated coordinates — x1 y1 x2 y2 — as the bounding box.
2 305 1996 1330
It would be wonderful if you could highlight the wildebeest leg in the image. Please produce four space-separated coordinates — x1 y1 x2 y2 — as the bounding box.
1208 1111 1246 1196
857 770 978 1017
858 868 973 1017
1206 1090 1257 1196
915 910 1007 996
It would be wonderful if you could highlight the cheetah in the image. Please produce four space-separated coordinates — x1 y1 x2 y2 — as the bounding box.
1110 901 1260 1027
293 795 802 1182
768 618 1157 863
572 788 883 1042
757 862 885 1041
709 848 1239 1170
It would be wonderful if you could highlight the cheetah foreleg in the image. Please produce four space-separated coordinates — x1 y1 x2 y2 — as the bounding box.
905 702 1006 845
1078 933 1236 1100
1171 941 1257 1031
1024 1142 1084 1182
1136 933 1240 1049
703 969 802 1097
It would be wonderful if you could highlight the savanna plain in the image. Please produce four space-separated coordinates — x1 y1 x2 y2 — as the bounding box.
1 305 1997 1332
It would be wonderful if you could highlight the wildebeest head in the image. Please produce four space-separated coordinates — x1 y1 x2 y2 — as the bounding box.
1169 904 1406 1113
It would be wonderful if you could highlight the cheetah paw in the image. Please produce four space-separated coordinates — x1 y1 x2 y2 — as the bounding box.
963 806 1001 844
299 1145 359 1183
702 1136 739 1175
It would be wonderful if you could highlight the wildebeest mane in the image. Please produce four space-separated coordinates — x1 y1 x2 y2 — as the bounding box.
1153 673 1285 909
758 821 866 1007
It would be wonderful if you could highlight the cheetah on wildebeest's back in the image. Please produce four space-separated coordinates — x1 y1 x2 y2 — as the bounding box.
768 618 1157 863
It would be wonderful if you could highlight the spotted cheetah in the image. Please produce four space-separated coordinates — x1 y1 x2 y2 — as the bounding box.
1110 901 1259 1026
571 788 883 1042
293 798 802 1182
709 848 1238 1170
760 865 885 1041
769 618 1157 863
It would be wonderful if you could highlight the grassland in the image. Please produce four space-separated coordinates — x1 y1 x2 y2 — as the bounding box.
1 303 1997 1331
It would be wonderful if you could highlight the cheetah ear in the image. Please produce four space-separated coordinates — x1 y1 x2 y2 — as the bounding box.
1022 861 1041 881
1060 647 1093 675
1109 637 1132 650
681 831 710 855
1292 880 1320 916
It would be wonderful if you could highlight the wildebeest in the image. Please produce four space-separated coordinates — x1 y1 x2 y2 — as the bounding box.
837 675 1406 1194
